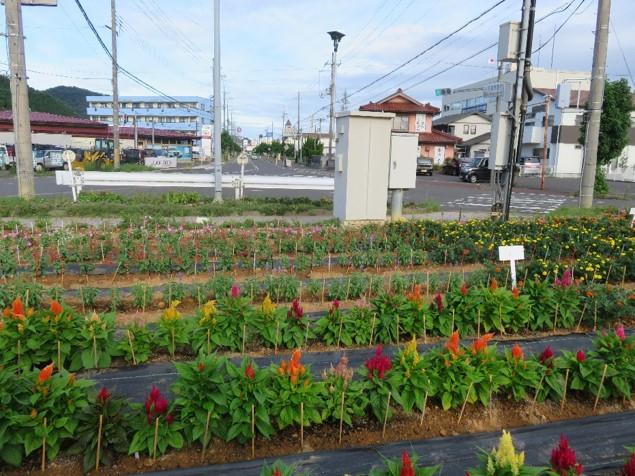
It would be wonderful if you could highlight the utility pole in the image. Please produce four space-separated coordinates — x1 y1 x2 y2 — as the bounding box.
540 94 551 190
5 0 34 199
342 89 350 112
579 0 611 208
111 0 120 169
297 91 302 163
327 31 344 165
151 119 155 148
502 0 536 220
213 0 222 202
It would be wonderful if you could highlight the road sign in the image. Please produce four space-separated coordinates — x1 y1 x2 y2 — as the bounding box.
236 155 248 165
62 149 76 163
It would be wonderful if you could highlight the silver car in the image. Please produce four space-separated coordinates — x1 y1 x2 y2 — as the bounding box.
33 149 67 172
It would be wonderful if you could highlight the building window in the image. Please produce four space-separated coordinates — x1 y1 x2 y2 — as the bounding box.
470 125 477 135
463 124 469 134
392 114 409 131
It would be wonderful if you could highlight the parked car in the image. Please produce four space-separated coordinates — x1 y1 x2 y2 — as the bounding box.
460 157 491 183
416 157 434 176
33 149 66 171
0 147 8 170
442 157 471 176
518 156 542 176
122 148 145 164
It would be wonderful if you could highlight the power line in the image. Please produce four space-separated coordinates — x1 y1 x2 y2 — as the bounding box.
610 19 634 88
344 0 509 100
73 0 211 118
533 0 587 54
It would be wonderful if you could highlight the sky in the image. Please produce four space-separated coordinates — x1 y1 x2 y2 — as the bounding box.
2 0 634 139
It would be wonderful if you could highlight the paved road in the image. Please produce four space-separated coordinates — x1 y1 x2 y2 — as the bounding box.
1 159 633 214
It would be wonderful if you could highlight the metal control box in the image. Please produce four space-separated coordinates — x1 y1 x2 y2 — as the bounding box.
333 111 395 222
388 132 418 189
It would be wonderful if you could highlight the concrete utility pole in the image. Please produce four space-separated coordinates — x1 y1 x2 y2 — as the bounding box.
327 31 344 165
297 91 302 163
579 0 611 208
213 0 222 202
5 0 35 199
110 0 120 169
541 94 552 190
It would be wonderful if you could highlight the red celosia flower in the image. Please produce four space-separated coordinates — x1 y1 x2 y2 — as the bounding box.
460 283 468 297
12 297 24 317
554 269 573 288
435 293 443 313
272 468 282 476
540 346 554 365
365 345 392 380
166 414 174 425
623 452 635 476
150 386 161 402
471 333 494 354
230 284 240 298
616 325 626 341
97 387 110 403
490 278 498 291
550 434 583 476
400 451 415 476
445 331 460 357
511 344 524 360
287 298 304 320
38 362 54 383
576 350 585 363
50 300 63 316
154 397 168 415
198 362 205 372
332 299 340 310
245 361 255 380
511 287 520 299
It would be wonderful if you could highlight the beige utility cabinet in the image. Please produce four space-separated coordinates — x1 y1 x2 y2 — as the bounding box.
333 111 395 223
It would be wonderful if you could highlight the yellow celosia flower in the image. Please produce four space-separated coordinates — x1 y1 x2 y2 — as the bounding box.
403 336 420 365
491 430 524 475
164 300 181 321
261 294 276 315
202 301 216 319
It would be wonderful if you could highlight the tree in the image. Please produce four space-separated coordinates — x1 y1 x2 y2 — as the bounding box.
302 137 324 158
253 142 271 155
579 78 633 193
221 130 241 154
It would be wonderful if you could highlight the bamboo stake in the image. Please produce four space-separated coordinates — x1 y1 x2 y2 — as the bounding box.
152 417 160 462
200 410 212 462
457 382 473 424
593 364 609 411
300 402 304 450
560 369 570 410
170 328 176 359
418 392 428 427
321 278 326 304
338 390 345 445
251 404 255 458
41 417 47 473
111 261 121 285
593 300 598 332
532 373 546 407
382 392 391 439
95 414 103 472
274 320 280 355
575 301 588 332
304 321 311 349
422 310 427 344
127 330 137 365
622 266 627 286
369 313 377 346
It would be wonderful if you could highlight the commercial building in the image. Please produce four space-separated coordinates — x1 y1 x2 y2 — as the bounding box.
86 95 212 132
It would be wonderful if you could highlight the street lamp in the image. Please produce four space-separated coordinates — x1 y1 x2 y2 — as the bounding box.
327 30 344 166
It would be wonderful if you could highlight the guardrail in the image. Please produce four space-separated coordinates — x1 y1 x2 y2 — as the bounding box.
55 170 334 202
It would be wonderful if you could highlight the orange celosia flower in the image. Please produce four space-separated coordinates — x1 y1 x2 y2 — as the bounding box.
278 349 306 384
511 344 524 360
407 285 423 304
471 333 494 354
490 278 498 291
12 297 24 317
444 331 460 357
38 362 54 383
50 300 63 316
2 308 10 318
511 287 520 299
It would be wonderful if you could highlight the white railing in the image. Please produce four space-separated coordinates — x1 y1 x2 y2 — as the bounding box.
55 170 334 202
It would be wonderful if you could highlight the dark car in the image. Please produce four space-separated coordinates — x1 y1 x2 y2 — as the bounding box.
460 157 491 183
416 157 433 176
442 157 471 176
122 148 145 164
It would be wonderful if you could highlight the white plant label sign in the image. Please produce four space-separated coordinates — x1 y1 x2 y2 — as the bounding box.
498 245 525 288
